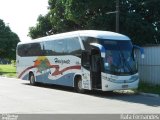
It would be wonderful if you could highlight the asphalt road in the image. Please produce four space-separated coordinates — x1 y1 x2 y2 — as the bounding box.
0 77 160 114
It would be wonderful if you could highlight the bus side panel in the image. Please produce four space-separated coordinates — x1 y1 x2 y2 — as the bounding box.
17 55 81 87
36 72 75 87
17 56 36 80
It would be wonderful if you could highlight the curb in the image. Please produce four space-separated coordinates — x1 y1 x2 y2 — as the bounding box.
0 76 17 80
139 92 160 98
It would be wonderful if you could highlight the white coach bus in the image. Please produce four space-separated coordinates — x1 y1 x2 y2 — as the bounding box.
16 30 144 93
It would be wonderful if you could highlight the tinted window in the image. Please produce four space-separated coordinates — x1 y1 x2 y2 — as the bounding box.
67 37 81 56
18 37 82 57
82 51 90 70
43 40 55 55
81 37 98 51
17 43 43 57
54 40 67 55
43 39 67 55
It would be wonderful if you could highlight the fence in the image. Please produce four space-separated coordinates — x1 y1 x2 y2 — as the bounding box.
137 45 160 85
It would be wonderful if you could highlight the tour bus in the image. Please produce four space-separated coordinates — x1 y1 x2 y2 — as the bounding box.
16 30 144 93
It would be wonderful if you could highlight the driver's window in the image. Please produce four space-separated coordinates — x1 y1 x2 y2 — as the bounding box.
82 51 90 69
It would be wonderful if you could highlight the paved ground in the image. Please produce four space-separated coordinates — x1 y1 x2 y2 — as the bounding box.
0 77 160 114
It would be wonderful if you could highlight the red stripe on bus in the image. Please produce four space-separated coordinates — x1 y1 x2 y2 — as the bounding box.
18 65 81 79
18 66 36 78
51 65 81 76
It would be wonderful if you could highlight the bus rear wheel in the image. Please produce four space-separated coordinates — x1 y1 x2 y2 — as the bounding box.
29 73 37 86
75 76 85 93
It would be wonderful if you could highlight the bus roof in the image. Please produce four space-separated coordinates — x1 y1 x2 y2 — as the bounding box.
18 30 130 45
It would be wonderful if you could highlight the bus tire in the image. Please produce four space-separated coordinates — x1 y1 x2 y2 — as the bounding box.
29 73 37 86
74 76 85 93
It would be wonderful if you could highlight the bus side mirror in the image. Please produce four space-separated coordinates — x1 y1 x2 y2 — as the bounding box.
141 54 144 59
104 63 109 69
90 43 106 58
133 45 144 59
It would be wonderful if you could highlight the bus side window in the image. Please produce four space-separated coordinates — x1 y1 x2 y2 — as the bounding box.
67 37 82 56
81 37 98 51
18 43 44 57
17 45 24 56
17 44 30 57
54 40 67 55
82 51 90 69
43 41 55 56
28 43 43 56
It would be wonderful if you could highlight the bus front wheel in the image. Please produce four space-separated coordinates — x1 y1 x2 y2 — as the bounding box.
75 76 85 93
29 73 37 86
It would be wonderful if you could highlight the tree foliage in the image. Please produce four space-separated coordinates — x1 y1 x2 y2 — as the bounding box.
0 19 20 60
28 0 160 46
120 0 160 45
28 14 52 39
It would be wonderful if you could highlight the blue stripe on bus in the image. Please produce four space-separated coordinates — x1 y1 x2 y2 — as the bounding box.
22 72 74 87
36 72 74 87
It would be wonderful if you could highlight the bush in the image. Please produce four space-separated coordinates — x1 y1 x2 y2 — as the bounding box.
11 60 16 66
138 82 160 95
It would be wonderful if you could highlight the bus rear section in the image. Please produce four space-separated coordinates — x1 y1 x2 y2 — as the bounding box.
16 36 82 87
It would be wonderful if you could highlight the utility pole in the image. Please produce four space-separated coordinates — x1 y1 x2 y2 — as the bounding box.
116 0 119 32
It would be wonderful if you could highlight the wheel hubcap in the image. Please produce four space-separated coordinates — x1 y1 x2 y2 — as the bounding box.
78 80 82 90
30 76 34 84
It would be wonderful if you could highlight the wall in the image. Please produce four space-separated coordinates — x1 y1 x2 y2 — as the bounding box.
137 45 160 85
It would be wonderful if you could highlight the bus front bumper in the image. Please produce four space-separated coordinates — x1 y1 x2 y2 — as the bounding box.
102 79 139 91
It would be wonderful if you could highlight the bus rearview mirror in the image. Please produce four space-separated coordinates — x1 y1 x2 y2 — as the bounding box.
133 45 144 59
141 54 144 59
104 63 109 68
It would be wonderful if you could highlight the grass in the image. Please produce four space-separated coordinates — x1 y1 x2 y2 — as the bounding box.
138 82 160 95
0 64 16 77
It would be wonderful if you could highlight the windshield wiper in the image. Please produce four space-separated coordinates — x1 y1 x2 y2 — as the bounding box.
118 47 134 74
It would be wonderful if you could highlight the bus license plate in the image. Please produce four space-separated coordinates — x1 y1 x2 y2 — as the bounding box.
122 85 128 89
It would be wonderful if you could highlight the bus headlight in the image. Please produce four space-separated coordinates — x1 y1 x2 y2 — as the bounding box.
130 75 139 81
107 78 116 81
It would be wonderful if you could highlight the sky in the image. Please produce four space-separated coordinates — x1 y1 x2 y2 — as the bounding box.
0 0 49 41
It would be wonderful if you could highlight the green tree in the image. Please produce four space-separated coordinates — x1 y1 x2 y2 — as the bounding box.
28 14 52 39
120 0 160 45
0 19 20 60
28 0 160 46
48 0 81 33
29 0 115 36
63 0 115 30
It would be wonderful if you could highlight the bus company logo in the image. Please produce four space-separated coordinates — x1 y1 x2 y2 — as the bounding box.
54 58 70 65
18 56 80 79
34 56 51 73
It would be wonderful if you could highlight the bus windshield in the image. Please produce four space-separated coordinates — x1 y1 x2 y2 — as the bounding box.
102 40 137 75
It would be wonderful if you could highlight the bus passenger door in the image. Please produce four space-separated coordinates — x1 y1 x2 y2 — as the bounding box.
81 51 92 90
91 49 102 89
